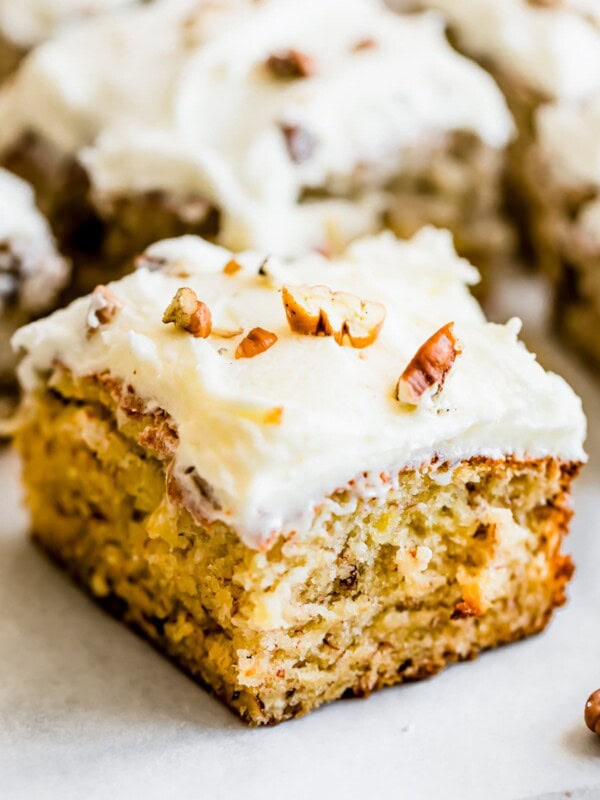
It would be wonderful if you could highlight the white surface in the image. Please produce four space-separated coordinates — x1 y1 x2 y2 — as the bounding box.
1 269 600 800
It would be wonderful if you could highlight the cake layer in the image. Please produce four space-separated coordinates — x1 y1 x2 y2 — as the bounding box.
16 369 580 724
0 0 513 264
13 230 586 549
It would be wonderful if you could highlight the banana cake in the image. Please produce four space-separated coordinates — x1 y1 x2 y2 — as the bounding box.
12 228 586 724
0 0 513 290
393 0 600 363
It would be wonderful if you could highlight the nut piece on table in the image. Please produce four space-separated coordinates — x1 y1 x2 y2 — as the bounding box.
87 285 122 334
235 327 278 359
585 689 600 736
396 322 460 405
282 284 386 348
266 49 315 80
163 287 212 338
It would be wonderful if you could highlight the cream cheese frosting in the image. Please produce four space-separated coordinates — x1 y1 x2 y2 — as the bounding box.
536 95 600 188
398 0 600 101
0 168 69 315
0 0 137 48
0 0 513 255
13 229 586 549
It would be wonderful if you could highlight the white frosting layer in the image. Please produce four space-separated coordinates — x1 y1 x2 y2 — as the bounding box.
400 0 600 101
536 95 600 187
13 229 586 549
0 168 69 315
0 0 512 255
0 0 135 48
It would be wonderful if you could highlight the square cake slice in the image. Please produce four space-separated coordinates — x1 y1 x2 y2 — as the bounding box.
13 229 585 724
392 0 600 365
0 0 513 289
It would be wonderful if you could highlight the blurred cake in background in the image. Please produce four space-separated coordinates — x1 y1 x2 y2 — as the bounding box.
0 0 514 294
0 0 142 81
392 0 600 363
0 168 69 383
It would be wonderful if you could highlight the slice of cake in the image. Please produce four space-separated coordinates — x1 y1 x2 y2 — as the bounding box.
392 0 600 363
516 95 600 366
0 0 513 289
0 0 140 81
0 168 69 382
13 228 585 724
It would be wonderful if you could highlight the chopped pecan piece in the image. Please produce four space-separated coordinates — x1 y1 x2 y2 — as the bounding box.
235 327 278 359
223 258 242 275
396 322 460 405
352 37 377 51
280 123 316 163
266 49 315 80
212 326 243 339
87 285 122 334
282 284 385 348
162 287 212 338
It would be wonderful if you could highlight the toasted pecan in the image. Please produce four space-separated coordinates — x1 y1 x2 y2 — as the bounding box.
396 322 460 405
235 327 278 359
87 285 122 334
282 284 385 348
163 287 212 338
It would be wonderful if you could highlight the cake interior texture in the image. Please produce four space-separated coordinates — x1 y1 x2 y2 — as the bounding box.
16 367 579 725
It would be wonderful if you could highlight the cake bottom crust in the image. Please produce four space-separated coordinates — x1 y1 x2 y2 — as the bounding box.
17 377 579 725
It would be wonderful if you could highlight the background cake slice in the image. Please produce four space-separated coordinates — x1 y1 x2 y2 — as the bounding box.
0 0 513 291
393 0 600 362
13 229 586 724
0 168 69 383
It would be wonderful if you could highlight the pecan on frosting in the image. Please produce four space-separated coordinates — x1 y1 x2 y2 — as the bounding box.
282 284 385 348
86 285 122 335
396 322 460 405
162 287 212 338
266 49 315 80
235 327 278 359
223 258 242 275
